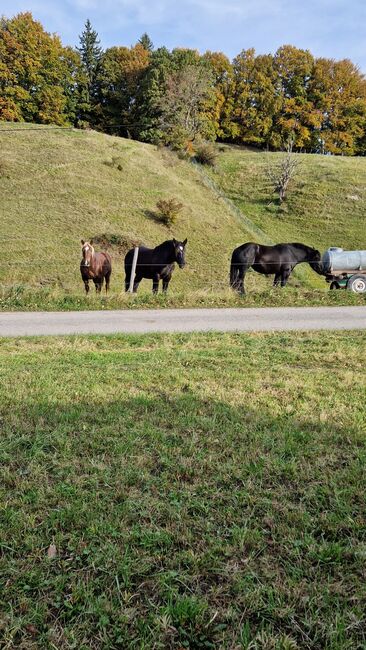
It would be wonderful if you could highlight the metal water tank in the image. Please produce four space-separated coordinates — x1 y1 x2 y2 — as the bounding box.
322 247 366 274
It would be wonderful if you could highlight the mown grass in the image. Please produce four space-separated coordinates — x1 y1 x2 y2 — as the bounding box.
1 125 365 310
1 331 365 648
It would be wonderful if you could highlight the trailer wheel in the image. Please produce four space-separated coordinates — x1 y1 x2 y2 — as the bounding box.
347 274 366 293
330 281 340 290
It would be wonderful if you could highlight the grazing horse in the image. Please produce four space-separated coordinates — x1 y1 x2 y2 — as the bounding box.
230 242 323 294
125 238 187 293
80 240 112 294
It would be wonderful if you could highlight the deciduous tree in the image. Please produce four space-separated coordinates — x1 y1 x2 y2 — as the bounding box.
0 12 76 124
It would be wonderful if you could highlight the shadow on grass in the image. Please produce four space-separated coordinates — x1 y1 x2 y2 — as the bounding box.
143 208 172 228
1 392 365 649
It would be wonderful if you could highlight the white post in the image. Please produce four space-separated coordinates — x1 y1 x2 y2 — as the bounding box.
128 246 139 293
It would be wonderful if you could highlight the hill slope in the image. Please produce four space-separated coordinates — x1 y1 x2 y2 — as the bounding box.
0 125 365 306
208 145 366 287
0 126 253 296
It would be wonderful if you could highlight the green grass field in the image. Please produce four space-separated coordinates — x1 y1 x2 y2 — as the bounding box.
1 125 365 310
210 145 366 254
0 125 251 302
1 331 365 649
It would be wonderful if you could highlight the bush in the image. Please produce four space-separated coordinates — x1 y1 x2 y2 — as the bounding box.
156 198 184 226
164 126 192 155
194 142 218 166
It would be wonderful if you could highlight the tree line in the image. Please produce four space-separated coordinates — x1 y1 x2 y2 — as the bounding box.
1 12 366 155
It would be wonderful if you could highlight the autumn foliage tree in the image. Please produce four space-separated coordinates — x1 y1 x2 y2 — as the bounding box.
309 57 366 154
1 12 366 155
155 63 215 148
96 43 150 136
0 13 77 124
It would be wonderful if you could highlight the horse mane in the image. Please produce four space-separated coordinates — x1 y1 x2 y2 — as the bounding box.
287 242 316 252
153 239 174 252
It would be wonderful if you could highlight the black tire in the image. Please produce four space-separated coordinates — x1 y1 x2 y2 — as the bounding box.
330 281 340 290
347 274 366 293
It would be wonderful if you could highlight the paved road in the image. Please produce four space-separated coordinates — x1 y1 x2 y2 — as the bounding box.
0 306 365 337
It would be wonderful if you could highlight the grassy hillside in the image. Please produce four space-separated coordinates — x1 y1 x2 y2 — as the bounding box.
1 331 366 648
0 125 365 308
209 145 366 287
0 125 253 298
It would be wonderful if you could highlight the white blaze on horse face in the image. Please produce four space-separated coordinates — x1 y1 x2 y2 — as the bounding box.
82 243 93 267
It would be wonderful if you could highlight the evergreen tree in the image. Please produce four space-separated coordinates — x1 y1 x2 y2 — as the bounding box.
138 33 154 52
76 18 103 124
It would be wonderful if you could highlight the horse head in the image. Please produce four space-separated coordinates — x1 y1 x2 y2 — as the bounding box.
173 238 187 269
308 247 323 275
80 239 95 268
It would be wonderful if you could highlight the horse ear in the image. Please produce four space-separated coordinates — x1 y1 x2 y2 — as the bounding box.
81 239 85 245
183 238 187 247
90 239 93 245
172 238 177 245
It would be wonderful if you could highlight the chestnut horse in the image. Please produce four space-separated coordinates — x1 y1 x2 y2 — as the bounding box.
80 240 112 294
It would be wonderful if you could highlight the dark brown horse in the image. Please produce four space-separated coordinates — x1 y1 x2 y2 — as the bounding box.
80 240 112 294
230 242 323 294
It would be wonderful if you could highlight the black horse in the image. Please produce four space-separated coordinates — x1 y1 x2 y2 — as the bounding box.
125 238 187 293
230 242 323 294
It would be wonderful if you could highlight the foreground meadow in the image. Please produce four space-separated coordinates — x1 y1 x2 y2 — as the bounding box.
1 332 365 649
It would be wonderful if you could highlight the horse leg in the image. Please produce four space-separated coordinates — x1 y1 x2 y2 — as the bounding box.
105 272 111 294
84 280 90 294
133 274 142 293
232 265 248 294
239 268 249 295
124 265 130 292
273 273 281 287
162 276 171 293
152 275 159 294
280 266 292 287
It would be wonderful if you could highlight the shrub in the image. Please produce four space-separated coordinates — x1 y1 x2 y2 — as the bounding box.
156 198 184 226
194 142 218 166
164 126 192 155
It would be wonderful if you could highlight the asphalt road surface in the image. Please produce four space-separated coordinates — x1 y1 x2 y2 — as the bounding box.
0 306 365 337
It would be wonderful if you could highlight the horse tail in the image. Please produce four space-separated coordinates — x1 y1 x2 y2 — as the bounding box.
230 246 245 289
124 249 133 291
230 243 258 291
230 260 241 289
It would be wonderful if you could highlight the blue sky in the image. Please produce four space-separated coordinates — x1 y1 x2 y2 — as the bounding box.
1 0 366 71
